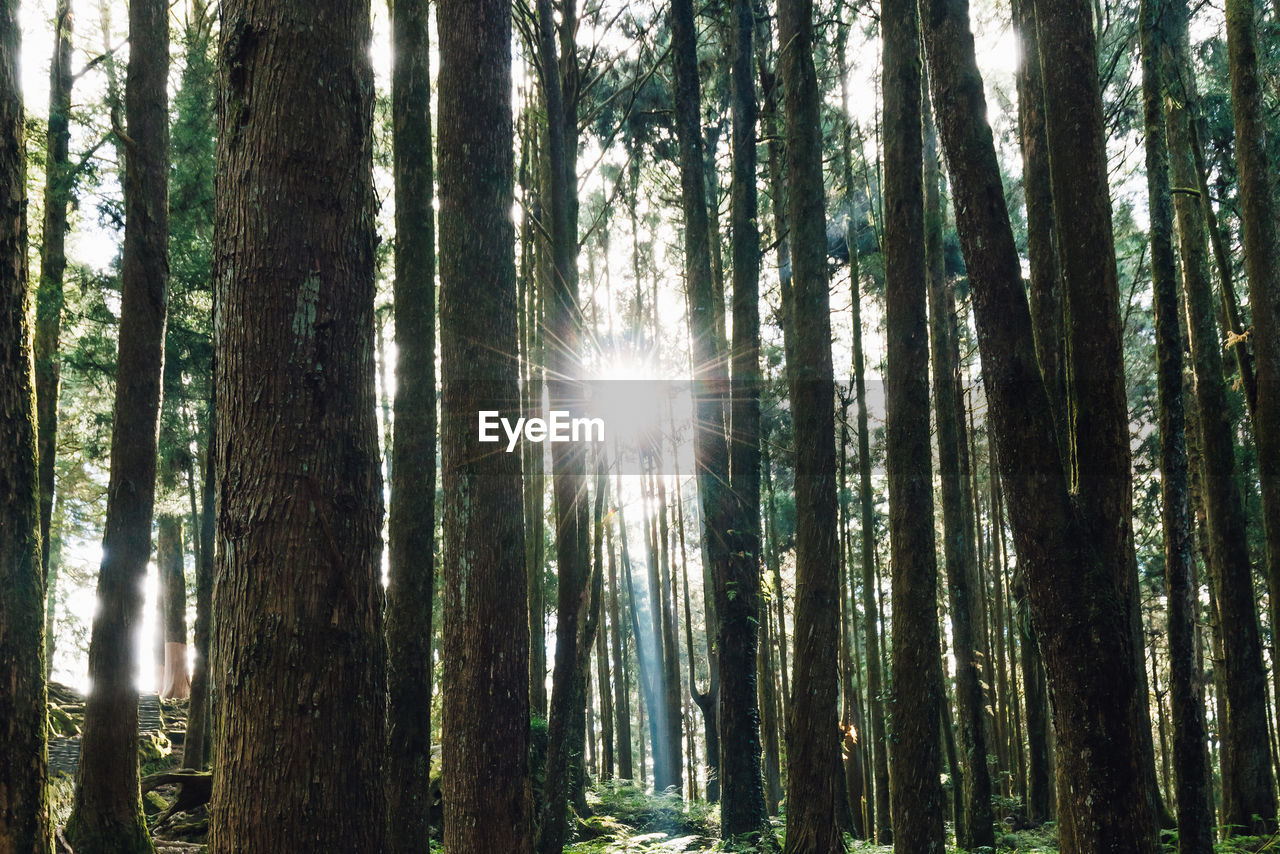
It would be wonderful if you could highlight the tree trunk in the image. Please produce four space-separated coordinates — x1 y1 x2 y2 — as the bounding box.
208 1 386 850
921 0 1161 845
883 2 946 849
183 414 214 772
438 0 533 848
0 7 50 846
1226 0 1280 833
35 0 73 617
65 0 168 847
924 69 995 850
777 1 846 850
158 516 189 699
386 0 437 848
608 512 634 779
1139 3 1213 845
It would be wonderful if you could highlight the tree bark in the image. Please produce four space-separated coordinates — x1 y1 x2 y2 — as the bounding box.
65 0 168 847
924 75 995 851
208 1 386 850
386 0 437 849
0 5 50 846
158 515 189 699
35 0 73 619
183 412 214 772
777 1 846 850
1140 1 1214 846
921 0 1161 845
1226 0 1280 833
438 2 533 850
883 2 946 850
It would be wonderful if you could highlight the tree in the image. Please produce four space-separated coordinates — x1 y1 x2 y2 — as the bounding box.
921 0 1161 846
386 0 437 848
1139 0 1212 848
0 1 50 846
672 0 768 834
777 0 846 849
923 73 994 852
883 0 945 850
438 0 534 849
34 0 74 649
1226 0 1280 820
64 0 169 846
208 0 386 849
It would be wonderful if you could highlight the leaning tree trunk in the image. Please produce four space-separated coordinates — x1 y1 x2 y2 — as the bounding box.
438 0 534 849
208 1 386 851
0 6 50 847
777 0 847 850
883 2 946 851
1226 0 1280 826
386 0 437 848
64 0 168 848
921 0 1161 847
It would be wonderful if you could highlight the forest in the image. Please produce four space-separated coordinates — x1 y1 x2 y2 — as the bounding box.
1 0 1279 851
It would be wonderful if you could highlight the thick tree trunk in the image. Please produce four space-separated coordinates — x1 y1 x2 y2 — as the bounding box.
777 1 846 850
883 3 946 850
386 0 437 848
0 7 50 847
924 80 995 851
921 0 1161 846
209 1 386 851
1226 0 1280 833
438 1 533 849
65 0 168 847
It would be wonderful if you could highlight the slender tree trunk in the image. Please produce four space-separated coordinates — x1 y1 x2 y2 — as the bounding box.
0 7 50 846
35 0 73 617
438 0 533 848
183 414 214 772
608 513 634 779
386 0 437 847
1226 0 1280 828
65 0 169 847
158 516 189 699
778 1 846 849
1140 3 1213 844
597 572 615 781
883 2 945 849
924 70 995 851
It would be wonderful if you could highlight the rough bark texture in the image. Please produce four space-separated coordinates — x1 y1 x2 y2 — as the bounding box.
1140 2 1213 848
64 0 168 847
0 4 50 847
35 0 73 607
1160 8 1215 846
438 1 534 850
1226 0 1280 832
924 82 994 852
209 1 386 851
723 0 770 835
777 1 845 850
386 0 437 848
883 3 945 851
921 0 1160 846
